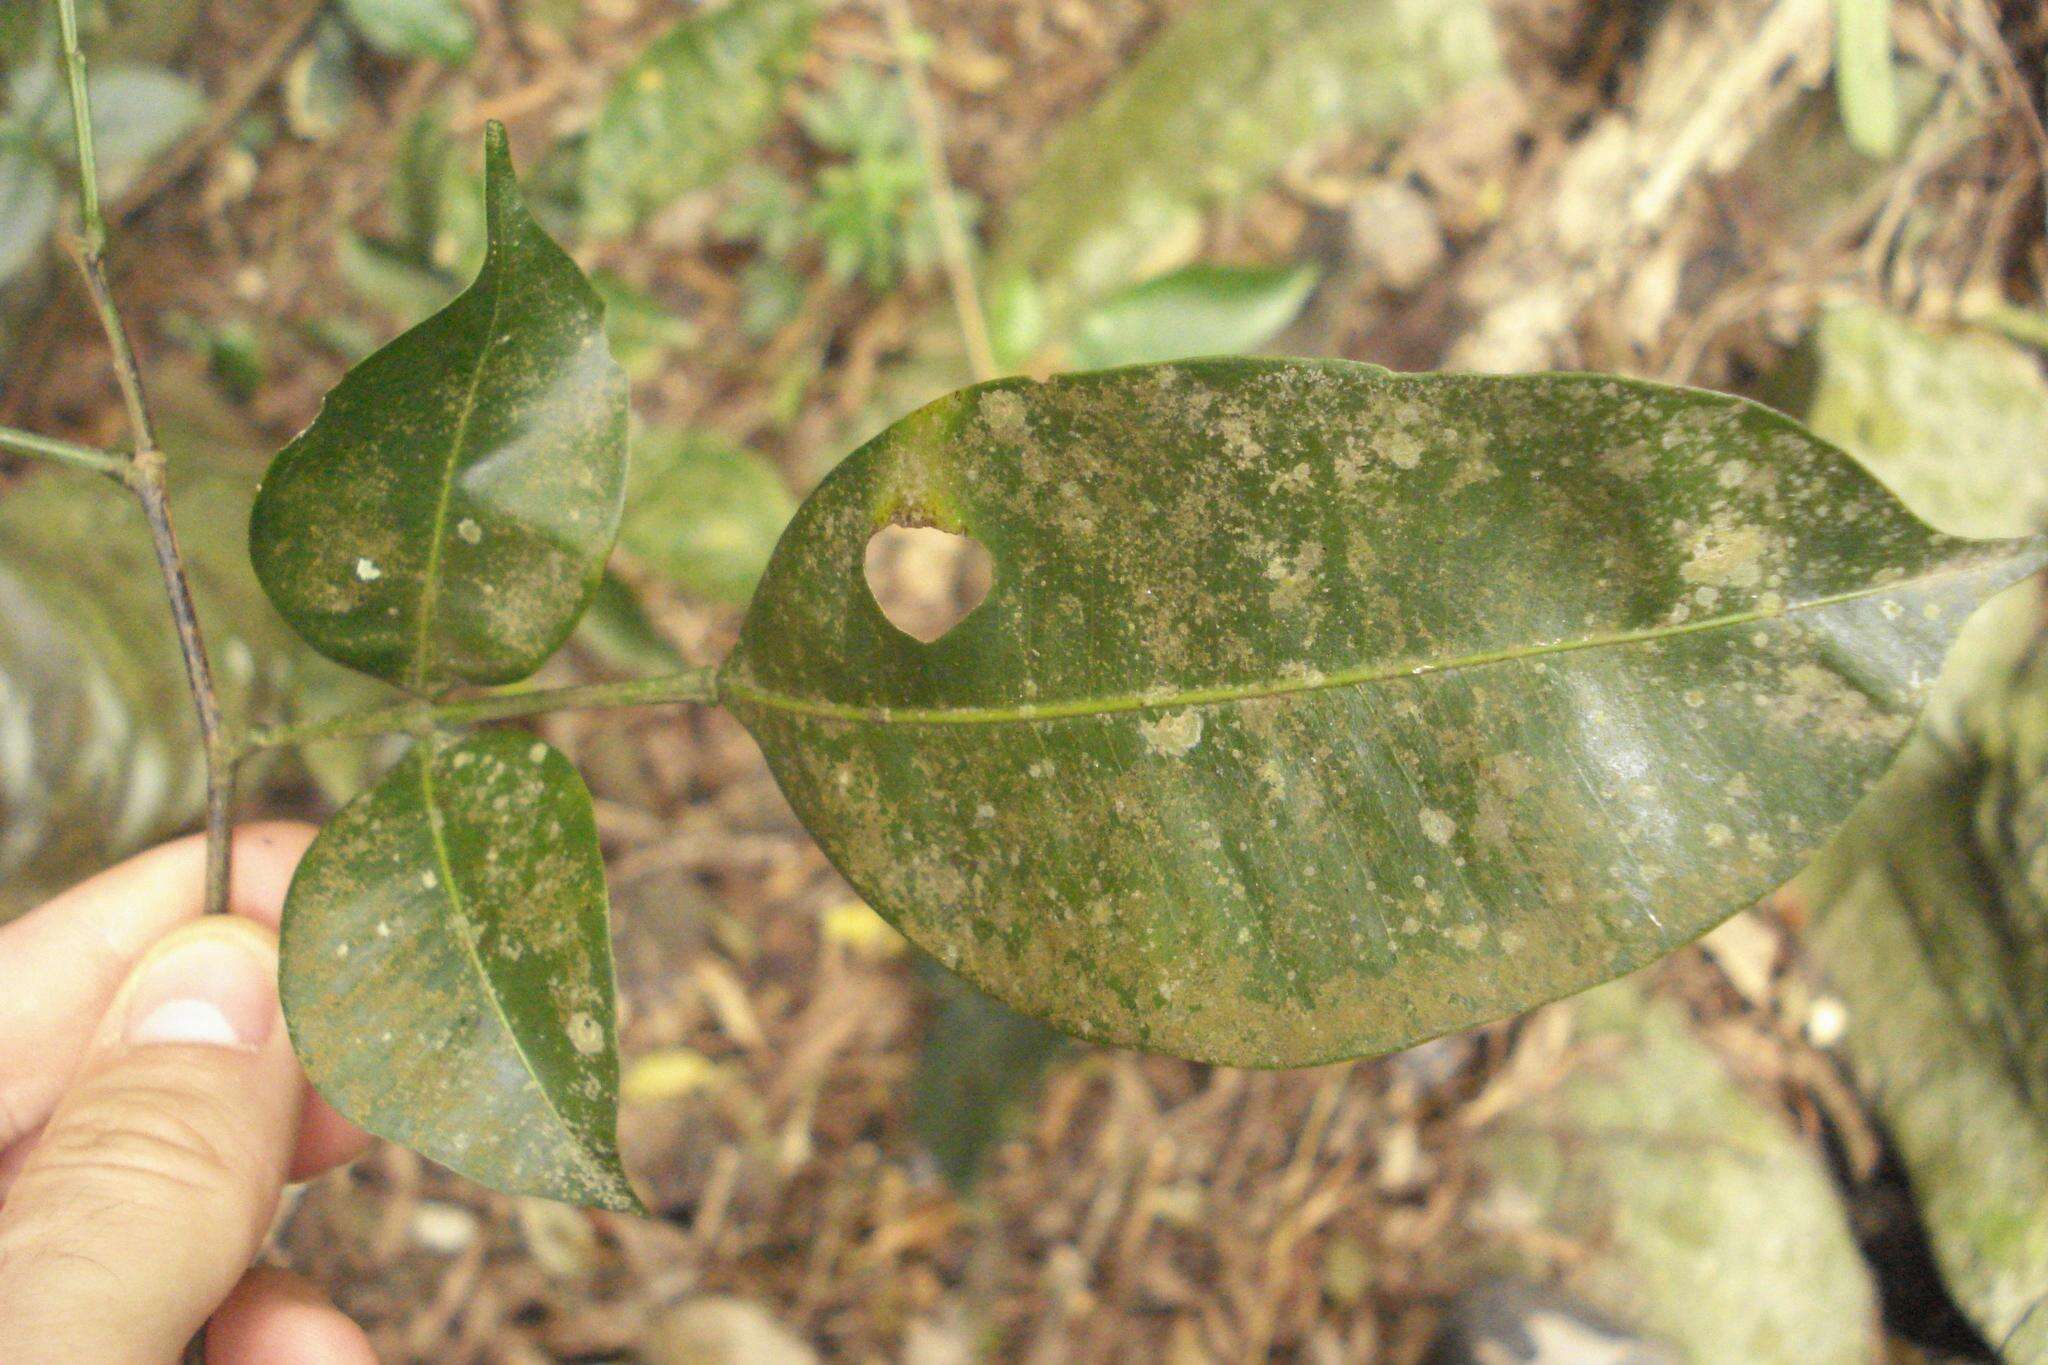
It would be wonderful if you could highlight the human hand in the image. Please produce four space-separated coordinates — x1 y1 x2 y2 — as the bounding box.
0 824 377 1363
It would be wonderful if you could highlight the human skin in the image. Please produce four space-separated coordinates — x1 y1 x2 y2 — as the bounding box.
0 824 378 1363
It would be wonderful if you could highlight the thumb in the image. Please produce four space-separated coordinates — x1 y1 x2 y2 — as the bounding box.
0 918 302 1363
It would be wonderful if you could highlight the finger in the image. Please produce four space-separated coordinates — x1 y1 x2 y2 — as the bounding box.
0 824 312 1138
205 1268 376 1365
0 918 301 1362
289 1100 373 1183
0 824 371 1178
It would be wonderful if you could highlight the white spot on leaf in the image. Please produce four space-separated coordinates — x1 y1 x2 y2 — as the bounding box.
1138 709 1204 756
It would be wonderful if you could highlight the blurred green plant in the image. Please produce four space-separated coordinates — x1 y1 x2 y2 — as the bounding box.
1831 0 1899 158
988 0 1498 345
1471 981 1880 1360
717 61 980 330
338 0 475 66
282 14 356 142
0 55 200 283
1776 303 2048 1352
580 0 816 239
1041 260 1318 372
618 429 794 606
909 954 1065 1191
0 450 381 919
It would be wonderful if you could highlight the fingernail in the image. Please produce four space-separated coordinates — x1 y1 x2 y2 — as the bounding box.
123 928 277 1051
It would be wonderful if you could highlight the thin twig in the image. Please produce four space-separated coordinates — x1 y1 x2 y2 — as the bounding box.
241 667 724 755
0 423 126 477
55 0 235 914
882 0 998 382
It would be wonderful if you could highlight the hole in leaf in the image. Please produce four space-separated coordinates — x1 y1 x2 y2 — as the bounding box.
863 523 993 643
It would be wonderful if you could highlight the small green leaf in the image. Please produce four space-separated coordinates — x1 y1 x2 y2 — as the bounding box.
67 66 203 169
723 359 2045 1067
281 16 357 142
619 429 794 605
580 0 815 239
339 0 476 65
572 570 685 675
280 729 641 1212
910 956 1065 1190
591 272 698 382
0 143 57 285
252 122 628 694
12 61 203 190
1069 262 1318 369
1832 0 1898 159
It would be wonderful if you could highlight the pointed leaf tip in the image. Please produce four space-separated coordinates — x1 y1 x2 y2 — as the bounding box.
280 730 640 1211
250 115 628 692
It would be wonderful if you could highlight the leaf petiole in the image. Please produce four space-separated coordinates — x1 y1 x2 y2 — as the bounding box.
239 665 721 755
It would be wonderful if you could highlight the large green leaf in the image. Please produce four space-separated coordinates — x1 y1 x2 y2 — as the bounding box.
251 122 628 694
722 359 2043 1066
280 729 640 1211
579 0 815 239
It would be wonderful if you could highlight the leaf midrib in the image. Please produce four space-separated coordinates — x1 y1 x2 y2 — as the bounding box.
416 749 607 1178
406 240 512 694
721 557 2019 726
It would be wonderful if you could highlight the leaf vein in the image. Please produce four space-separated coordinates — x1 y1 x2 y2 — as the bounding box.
722 561 2014 726
416 749 602 1177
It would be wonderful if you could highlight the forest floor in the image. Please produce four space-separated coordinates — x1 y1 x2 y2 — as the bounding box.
5 0 2047 1360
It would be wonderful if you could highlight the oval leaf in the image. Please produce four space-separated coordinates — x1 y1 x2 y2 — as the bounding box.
579 0 815 239
619 428 795 605
280 729 640 1211
1070 262 1318 370
721 359 2046 1066
0 144 57 285
251 122 627 694
339 0 476 65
